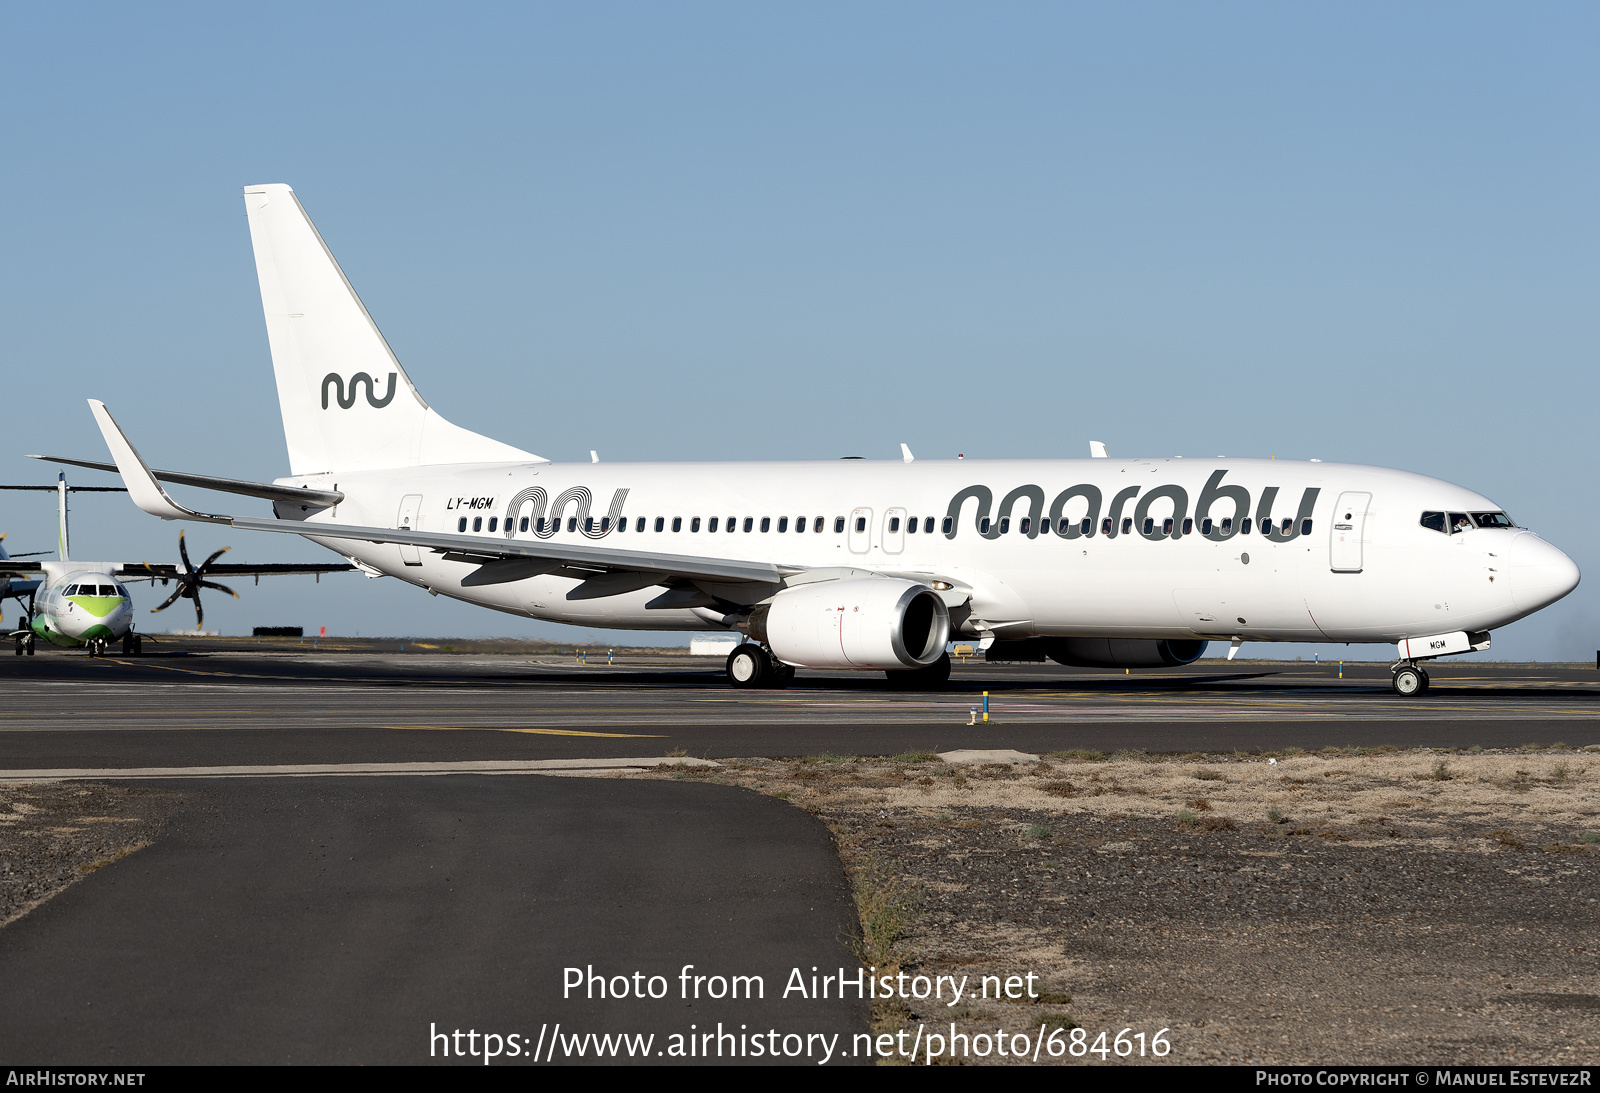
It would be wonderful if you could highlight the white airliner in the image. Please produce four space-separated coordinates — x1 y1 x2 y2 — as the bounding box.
75 184 1579 695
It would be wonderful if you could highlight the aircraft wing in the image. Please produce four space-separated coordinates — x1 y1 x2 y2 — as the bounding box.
28 454 344 508
88 399 788 590
118 561 356 581
0 561 44 576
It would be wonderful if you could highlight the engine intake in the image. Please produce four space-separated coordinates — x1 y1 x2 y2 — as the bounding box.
760 578 950 670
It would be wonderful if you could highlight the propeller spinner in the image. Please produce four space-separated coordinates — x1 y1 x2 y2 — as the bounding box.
150 531 238 629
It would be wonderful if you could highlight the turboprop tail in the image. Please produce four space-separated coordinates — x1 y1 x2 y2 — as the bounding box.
242 184 542 476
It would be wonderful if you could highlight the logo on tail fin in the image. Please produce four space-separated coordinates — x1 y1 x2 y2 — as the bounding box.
321 372 397 410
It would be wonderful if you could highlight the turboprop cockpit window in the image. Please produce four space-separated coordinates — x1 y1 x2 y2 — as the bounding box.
1473 512 1515 529
64 584 81 596
1420 512 1446 533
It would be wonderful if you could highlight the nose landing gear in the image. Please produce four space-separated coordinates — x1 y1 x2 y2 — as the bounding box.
1391 662 1431 696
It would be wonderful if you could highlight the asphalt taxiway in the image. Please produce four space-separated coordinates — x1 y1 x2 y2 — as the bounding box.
1 650 1597 770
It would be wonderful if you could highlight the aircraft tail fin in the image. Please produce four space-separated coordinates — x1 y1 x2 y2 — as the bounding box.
56 473 69 562
242 185 542 476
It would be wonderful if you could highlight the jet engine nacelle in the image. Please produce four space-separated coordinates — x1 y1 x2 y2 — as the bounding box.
760 578 951 670
1047 637 1208 669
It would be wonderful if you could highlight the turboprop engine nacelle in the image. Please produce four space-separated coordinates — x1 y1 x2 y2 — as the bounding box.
759 578 951 670
1047 637 1209 669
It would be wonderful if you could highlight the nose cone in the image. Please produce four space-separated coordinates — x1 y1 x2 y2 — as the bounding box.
1507 533 1580 612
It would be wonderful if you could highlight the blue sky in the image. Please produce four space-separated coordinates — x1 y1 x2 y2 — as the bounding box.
2 3 1595 657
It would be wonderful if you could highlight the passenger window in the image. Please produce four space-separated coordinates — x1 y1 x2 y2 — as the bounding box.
1182 518 1192 535
690 517 700 532
941 517 953 534
1019 517 1031 535
728 516 737 533
1101 518 1113 535
1080 518 1092 536
568 517 578 532
795 516 805 533
672 517 682 532
520 516 530 532
980 518 991 534
887 517 899 533
655 517 665 532
1281 518 1292 534
855 517 866 533
1122 517 1133 535
1300 518 1312 535
925 517 935 534
1241 518 1252 534
473 517 483 532
458 518 468 532
905 517 916 534
999 518 1010 534
1449 512 1472 533
778 517 789 533
1220 517 1231 533
1143 518 1155 535
1201 518 1213 535
583 517 593 533
489 517 499 532
708 517 718 533
636 517 646 532
817 517 827 533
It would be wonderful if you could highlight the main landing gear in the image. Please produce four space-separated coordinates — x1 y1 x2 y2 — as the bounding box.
725 643 794 689
12 630 35 656
1391 662 1431 697
121 633 143 656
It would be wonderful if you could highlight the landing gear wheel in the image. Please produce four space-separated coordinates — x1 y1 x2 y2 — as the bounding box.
886 652 952 691
132 633 143 656
769 661 795 689
23 632 35 656
121 634 135 656
12 637 22 656
726 643 771 689
1392 665 1426 697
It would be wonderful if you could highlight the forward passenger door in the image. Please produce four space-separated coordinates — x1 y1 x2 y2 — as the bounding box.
1329 492 1371 573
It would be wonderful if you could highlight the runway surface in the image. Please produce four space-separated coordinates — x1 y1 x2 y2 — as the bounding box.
1 651 1597 769
0 775 866 1065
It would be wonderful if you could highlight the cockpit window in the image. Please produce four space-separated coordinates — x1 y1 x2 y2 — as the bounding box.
1420 512 1446 534
64 584 80 596
1472 511 1515 529
1449 512 1473 533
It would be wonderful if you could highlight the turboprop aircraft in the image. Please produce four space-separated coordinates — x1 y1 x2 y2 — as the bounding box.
71 183 1579 694
0 472 353 655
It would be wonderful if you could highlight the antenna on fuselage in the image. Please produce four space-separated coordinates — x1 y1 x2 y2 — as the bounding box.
56 472 69 562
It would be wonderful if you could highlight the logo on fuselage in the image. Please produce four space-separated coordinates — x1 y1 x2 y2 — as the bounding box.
321 372 398 410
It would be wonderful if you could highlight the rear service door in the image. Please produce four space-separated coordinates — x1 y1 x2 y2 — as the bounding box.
1329 492 1371 573
397 494 423 565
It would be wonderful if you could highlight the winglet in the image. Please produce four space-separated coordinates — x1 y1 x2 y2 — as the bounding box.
1089 441 1108 459
87 401 229 523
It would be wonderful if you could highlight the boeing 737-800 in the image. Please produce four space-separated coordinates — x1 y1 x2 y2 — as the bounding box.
74 184 1579 694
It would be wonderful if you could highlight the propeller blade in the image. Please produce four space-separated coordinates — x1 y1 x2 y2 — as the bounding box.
198 581 238 599
151 585 188 613
193 595 204 630
177 530 192 572
198 546 230 572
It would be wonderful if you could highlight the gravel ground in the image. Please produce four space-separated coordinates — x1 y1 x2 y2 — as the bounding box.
0 782 178 928
644 748 1600 1065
